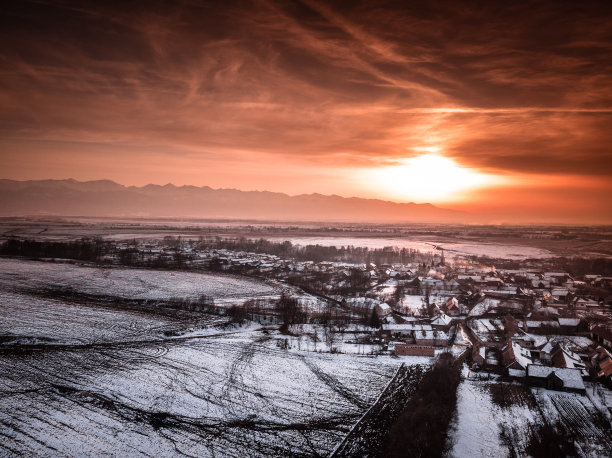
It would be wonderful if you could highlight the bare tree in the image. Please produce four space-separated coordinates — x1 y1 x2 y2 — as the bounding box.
275 294 306 333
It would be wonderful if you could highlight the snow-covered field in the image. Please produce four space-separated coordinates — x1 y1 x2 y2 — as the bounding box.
0 258 280 302
0 259 430 456
448 376 612 457
0 329 404 456
0 290 211 346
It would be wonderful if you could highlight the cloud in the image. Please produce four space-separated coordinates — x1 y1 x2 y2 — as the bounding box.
0 0 611 220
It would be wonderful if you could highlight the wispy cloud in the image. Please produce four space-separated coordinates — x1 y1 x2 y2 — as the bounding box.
1 0 611 220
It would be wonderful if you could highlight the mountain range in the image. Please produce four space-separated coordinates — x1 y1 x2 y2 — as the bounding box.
0 179 468 223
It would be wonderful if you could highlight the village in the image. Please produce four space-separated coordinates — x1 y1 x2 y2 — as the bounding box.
93 236 612 396
2 232 612 456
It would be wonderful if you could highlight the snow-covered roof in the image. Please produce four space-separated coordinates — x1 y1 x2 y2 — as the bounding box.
526 320 559 329
544 272 569 277
415 330 450 341
508 368 526 378
526 365 584 390
540 342 554 354
557 318 580 327
431 313 453 326
382 323 432 332
445 297 459 307
511 341 533 370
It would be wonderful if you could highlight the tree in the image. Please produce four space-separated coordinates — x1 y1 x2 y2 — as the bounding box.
503 314 519 338
275 294 306 333
369 308 381 328
394 283 405 304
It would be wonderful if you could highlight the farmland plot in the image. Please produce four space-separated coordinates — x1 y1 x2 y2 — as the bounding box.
0 333 405 456
533 390 612 456
0 266 414 456
0 258 281 303
0 290 224 346
448 378 612 457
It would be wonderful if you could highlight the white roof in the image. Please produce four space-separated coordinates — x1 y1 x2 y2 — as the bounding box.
508 368 526 378
540 342 554 353
377 303 392 311
382 323 432 332
415 330 450 341
527 365 584 390
512 341 533 370
431 313 453 326
558 318 580 327
526 320 559 328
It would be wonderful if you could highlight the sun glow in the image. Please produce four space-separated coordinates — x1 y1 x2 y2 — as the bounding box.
363 154 500 203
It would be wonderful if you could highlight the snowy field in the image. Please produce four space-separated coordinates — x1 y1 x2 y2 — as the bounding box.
448 376 612 457
0 258 281 303
0 261 432 456
0 329 406 456
0 290 215 346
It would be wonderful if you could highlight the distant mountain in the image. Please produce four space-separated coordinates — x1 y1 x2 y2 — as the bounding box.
0 179 468 223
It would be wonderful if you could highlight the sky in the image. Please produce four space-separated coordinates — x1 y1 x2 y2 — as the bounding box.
1 0 611 223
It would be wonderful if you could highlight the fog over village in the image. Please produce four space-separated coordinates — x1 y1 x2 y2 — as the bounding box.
1 1 612 457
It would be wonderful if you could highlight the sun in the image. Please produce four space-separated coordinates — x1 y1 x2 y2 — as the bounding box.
363 154 498 203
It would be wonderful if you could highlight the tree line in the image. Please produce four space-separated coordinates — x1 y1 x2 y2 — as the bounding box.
0 238 109 262
197 236 435 264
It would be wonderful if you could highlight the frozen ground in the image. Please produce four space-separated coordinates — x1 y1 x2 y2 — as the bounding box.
0 258 281 303
0 329 407 456
0 290 220 346
0 261 431 456
448 375 612 457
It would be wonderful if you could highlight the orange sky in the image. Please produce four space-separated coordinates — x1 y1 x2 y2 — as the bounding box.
1 0 611 223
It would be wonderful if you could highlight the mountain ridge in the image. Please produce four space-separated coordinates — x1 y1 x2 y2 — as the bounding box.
0 179 468 223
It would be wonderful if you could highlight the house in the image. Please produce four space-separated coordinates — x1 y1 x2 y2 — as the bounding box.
483 277 504 288
551 288 569 302
557 317 583 333
524 319 559 334
589 347 612 384
381 323 432 340
543 273 570 285
394 344 435 357
533 341 554 363
445 297 461 316
472 345 486 369
414 329 450 347
526 365 585 394
430 313 453 331
594 276 612 288
502 340 533 372
591 326 612 349
574 298 600 310
550 344 588 377
375 302 392 318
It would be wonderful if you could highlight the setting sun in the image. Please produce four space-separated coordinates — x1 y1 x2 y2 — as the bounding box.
362 154 499 203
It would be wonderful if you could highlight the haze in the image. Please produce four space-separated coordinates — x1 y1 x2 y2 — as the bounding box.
1 1 611 223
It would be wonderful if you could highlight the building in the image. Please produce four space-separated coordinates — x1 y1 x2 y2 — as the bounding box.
394 344 435 357
375 302 392 318
430 313 453 330
589 347 612 384
526 365 585 394
591 326 612 349
414 329 450 347
445 297 461 316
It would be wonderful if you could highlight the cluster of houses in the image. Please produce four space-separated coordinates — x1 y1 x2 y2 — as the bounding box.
108 238 612 393
362 265 612 393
